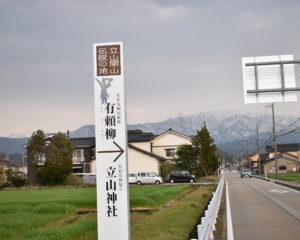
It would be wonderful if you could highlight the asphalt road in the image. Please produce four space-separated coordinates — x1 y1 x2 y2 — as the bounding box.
226 173 300 240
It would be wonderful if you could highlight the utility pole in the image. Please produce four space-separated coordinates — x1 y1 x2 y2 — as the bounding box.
178 113 183 133
256 126 261 176
246 140 250 169
271 103 278 179
243 57 300 179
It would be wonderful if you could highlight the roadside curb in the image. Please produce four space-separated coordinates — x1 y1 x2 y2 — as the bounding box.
274 181 300 192
253 175 300 192
252 175 270 182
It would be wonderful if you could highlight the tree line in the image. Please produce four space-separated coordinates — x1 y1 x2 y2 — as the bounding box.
28 130 73 185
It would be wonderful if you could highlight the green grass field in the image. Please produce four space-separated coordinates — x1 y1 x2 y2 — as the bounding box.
0 184 213 240
267 174 300 181
0 188 97 240
130 185 190 208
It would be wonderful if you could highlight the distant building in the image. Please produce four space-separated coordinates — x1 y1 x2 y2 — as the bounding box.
26 129 192 177
262 143 300 173
70 137 96 173
250 153 260 173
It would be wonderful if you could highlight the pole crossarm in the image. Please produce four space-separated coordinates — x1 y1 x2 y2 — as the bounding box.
247 88 300 94
245 60 300 66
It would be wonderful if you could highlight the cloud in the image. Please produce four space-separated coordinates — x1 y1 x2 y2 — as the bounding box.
238 13 275 29
154 5 189 20
1 0 300 136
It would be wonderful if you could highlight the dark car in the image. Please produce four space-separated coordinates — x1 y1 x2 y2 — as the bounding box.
168 170 196 183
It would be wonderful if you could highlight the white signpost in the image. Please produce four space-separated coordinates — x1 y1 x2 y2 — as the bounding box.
242 55 298 104
93 42 130 240
242 54 300 179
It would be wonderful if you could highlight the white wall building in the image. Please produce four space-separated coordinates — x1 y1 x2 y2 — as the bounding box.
128 129 192 174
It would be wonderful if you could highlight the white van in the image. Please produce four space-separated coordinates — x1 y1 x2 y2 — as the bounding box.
128 173 137 184
136 172 163 185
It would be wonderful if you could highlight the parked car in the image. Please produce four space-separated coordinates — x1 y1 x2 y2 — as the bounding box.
128 173 137 184
136 172 163 185
168 169 196 183
240 169 252 178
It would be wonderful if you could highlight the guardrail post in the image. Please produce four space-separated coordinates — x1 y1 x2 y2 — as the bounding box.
197 224 204 240
192 175 224 240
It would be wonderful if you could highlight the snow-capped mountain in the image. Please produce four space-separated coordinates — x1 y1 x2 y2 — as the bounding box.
128 111 299 143
2 111 300 155
68 111 300 155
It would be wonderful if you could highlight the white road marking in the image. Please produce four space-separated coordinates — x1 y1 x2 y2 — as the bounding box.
226 180 234 240
270 189 289 194
267 181 300 194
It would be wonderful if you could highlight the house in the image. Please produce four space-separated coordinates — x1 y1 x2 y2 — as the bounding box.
26 135 96 182
249 153 261 173
264 143 300 173
70 138 96 174
127 128 192 174
151 128 192 160
263 152 300 174
129 128 191 159
127 130 164 174
265 143 300 161
128 144 166 175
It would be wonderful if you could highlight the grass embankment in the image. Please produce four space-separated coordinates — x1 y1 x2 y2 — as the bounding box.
130 184 191 208
267 174 300 181
131 185 215 240
0 184 214 240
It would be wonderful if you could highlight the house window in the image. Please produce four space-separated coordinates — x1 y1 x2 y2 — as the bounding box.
165 148 176 157
37 153 46 165
72 149 85 164
279 166 287 170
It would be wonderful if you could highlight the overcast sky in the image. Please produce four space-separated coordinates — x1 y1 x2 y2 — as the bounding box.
1 0 300 137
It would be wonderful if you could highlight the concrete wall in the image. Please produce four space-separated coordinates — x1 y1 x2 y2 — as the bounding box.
128 147 160 175
90 160 96 174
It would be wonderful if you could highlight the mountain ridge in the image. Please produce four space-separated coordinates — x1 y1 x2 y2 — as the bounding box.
1 111 300 156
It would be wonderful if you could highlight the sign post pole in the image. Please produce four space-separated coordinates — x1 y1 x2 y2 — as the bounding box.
93 42 130 240
242 55 300 179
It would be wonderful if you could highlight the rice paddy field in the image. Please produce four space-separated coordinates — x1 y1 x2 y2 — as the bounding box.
0 184 214 240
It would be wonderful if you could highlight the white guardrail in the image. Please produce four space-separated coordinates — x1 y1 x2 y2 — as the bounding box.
191 174 224 240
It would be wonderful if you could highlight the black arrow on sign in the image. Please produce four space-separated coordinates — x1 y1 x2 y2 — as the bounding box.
97 141 124 162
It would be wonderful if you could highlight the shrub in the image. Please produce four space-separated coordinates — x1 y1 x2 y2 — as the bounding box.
10 176 26 188
160 163 176 178
64 174 83 186
0 182 13 189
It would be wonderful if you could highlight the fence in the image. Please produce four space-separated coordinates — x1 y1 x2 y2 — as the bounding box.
74 173 96 185
191 174 224 240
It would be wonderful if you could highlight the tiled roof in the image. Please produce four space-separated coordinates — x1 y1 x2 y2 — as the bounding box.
70 130 155 148
156 128 192 140
70 137 95 148
128 130 155 142
266 143 300 153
